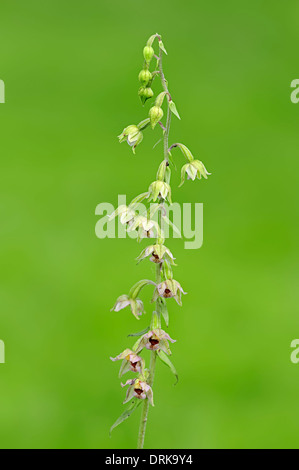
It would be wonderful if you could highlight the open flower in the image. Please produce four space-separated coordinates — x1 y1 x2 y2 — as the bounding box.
110 348 144 376
148 180 172 203
127 215 160 239
136 244 175 265
137 329 176 355
109 205 136 225
111 295 144 320
153 279 186 306
179 160 211 187
118 125 143 154
121 378 154 405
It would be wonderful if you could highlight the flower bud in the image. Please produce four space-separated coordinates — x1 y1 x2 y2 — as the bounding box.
138 69 152 86
143 87 154 99
149 106 163 129
156 160 167 181
143 46 154 63
138 87 154 105
155 92 167 108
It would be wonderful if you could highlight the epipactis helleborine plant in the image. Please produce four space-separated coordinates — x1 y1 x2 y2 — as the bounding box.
109 33 211 449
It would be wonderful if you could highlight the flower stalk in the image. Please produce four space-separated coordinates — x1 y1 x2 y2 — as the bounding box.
109 33 211 448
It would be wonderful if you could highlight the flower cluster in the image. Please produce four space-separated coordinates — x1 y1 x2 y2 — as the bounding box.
108 33 211 448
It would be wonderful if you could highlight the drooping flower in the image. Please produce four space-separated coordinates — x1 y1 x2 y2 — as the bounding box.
111 295 145 320
109 205 136 225
152 279 186 306
136 328 176 355
110 348 144 376
136 244 175 265
148 180 172 203
118 125 143 154
127 215 160 240
179 160 211 187
121 378 154 405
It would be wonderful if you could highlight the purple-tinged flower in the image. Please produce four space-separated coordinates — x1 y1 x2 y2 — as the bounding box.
121 378 154 405
110 349 144 377
137 328 176 355
111 295 144 320
153 279 186 306
136 244 175 265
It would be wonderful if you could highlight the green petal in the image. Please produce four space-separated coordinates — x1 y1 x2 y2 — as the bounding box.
178 164 188 188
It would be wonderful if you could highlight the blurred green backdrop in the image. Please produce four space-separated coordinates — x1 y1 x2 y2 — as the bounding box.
0 0 299 449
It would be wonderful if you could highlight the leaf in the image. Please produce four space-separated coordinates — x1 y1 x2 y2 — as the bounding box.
159 40 167 55
153 138 162 149
109 399 141 436
129 192 149 207
157 350 178 385
167 151 176 169
128 326 150 337
169 100 181 120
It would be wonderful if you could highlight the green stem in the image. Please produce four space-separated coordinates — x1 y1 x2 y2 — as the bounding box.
137 46 171 450
158 48 171 162
137 350 157 449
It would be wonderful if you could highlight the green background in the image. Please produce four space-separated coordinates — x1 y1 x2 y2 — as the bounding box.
0 0 299 449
